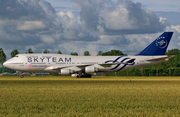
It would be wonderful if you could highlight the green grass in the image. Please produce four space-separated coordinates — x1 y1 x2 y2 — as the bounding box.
0 76 180 116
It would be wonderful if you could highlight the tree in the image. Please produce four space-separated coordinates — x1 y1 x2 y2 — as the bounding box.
166 49 180 56
11 49 19 58
166 49 180 68
0 48 6 73
71 52 78 56
0 48 6 64
102 50 126 56
27 48 33 53
57 50 62 54
43 49 50 53
84 51 91 56
97 51 103 56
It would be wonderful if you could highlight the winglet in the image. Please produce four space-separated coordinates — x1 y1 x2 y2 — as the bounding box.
138 32 173 56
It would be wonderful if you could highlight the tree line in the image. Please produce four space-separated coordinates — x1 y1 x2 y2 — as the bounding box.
9 48 127 57
0 48 180 76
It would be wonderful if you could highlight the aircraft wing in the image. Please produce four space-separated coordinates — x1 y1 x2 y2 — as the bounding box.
44 58 136 71
45 64 101 71
146 56 174 61
44 64 80 71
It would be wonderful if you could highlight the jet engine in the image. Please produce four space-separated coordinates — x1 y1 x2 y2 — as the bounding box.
60 69 72 75
85 66 97 73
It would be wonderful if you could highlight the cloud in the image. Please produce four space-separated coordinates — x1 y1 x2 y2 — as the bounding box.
0 0 55 59
41 36 55 44
155 12 180 26
133 0 180 12
17 21 46 30
58 11 74 18
99 5 135 30
171 25 180 32
0 0 179 59
72 0 166 34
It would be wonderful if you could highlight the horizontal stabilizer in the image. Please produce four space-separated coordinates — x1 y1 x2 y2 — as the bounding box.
146 55 175 61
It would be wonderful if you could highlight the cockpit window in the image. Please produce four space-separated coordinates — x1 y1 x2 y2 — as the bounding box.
15 56 19 57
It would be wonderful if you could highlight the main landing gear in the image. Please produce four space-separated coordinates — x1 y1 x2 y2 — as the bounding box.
76 73 92 78
20 75 24 78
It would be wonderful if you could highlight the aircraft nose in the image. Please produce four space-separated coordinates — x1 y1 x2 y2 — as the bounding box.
3 61 8 67
3 61 12 69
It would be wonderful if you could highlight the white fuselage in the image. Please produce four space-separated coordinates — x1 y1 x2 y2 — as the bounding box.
3 54 168 74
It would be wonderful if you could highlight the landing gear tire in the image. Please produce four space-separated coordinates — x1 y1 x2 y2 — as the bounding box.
20 75 24 78
85 74 92 78
76 74 82 78
76 74 92 78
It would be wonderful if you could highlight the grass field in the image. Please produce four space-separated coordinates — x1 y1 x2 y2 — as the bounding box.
0 76 180 116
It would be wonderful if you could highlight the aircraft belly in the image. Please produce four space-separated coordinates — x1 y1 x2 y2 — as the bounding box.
17 64 51 73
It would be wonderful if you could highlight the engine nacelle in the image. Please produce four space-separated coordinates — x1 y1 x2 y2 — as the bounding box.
60 69 71 75
85 66 97 73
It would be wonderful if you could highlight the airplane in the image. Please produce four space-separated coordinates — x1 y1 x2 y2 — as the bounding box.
3 32 174 78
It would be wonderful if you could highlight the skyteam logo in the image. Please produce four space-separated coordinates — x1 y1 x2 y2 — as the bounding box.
156 36 167 49
105 57 135 71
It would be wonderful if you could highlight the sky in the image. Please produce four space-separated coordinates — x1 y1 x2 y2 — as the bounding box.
0 0 180 59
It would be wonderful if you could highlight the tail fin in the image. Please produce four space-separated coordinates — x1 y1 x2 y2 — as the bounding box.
137 32 173 56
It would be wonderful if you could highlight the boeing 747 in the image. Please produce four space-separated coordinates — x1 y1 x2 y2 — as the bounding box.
3 32 174 78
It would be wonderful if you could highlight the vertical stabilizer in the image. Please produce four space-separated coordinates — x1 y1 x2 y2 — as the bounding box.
138 32 173 56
